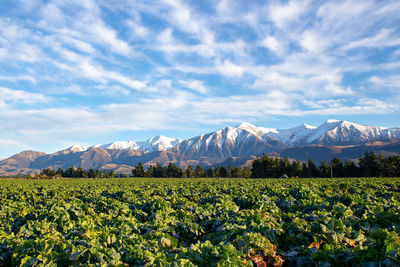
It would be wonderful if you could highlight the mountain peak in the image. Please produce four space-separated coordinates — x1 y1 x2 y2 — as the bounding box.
66 145 86 152
147 135 178 142
325 119 341 124
303 123 317 129
235 122 278 135
236 122 256 128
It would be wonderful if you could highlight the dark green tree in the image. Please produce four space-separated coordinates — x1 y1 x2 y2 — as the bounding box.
282 157 291 177
219 166 228 178
291 161 302 178
206 167 215 178
88 168 96 178
65 167 76 178
166 163 183 178
132 162 145 177
319 160 330 177
228 166 241 178
307 158 318 177
330 158 344 178
359 151 379 177
153 163 165 177
146 165 154 177
76 167 87 178
194 165 205 178
41 168 56 177
343 160 359 177
185 166 193 178
242 166 251 178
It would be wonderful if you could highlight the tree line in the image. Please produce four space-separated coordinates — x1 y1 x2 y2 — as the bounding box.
38 167 114 178
132 162 252 178
251 151 400 178
35 151 400 178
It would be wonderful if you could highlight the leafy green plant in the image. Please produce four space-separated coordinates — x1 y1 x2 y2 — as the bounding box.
0 177 399 266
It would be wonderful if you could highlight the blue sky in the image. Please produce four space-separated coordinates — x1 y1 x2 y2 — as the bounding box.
1 0 400 158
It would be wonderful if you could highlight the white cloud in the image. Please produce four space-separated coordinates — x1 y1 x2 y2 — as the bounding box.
0 48 6 60
161 0 214 44
17 0 40 12
317 0 371 22
0 75 36 83
41 2 65 25
343 28 400 50
127 19 149 38
57 85 87 96
299 30 327 53
15 43 43 63
158 28 174 44
37 0 132 57
302 99 343 109
0 87 48 108
369 75 400 88
156 28 216 57
299 98 400 116
253 71 302 91
155 79 173 89
61 36 96 54
89 20 132 56
0 138 25 147
95 85 130 96
269 0 310 29
53 58 147 90
392 48 400 57
262 36 280 53
180 80 208 94
216 60 244 78
106 71 146 90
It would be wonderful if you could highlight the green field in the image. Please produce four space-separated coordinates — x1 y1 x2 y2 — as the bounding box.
1 178 400 266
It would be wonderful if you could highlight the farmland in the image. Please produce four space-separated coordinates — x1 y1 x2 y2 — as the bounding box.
1 178 400 266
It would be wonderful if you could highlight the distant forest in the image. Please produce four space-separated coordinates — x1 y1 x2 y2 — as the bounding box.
33 151 400 178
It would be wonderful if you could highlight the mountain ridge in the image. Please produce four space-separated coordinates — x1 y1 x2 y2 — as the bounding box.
1 120 400 175
52 120 400 153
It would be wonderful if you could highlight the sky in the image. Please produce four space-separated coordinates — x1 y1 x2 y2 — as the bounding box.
1 0 400 159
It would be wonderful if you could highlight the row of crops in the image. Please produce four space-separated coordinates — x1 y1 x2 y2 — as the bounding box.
1 178 400 266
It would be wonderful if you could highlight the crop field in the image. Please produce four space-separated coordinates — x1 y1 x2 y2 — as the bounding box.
1 178 400 266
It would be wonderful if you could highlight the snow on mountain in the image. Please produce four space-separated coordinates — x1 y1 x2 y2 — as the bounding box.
236 122 277 135
65 145 87 152
305 120 400 145
269 123 317 146
91 120 400 156
3 119 400 175
137 136 181 152
97 141 140 150
232 120 400 147
62 120 400 156
96 136 181 152
175 123 287 163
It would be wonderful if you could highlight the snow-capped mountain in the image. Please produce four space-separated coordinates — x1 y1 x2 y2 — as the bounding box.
94 136 181 152
62 120 400 154
304 120 400 145
138 135 181 152
174 122 287 164
2 119 400 175
94 141 139 150
269 124 317 146
65 145 87 152
265 120 400 146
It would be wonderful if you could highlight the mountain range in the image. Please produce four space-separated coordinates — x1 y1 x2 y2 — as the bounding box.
1 119 400 176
